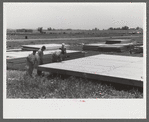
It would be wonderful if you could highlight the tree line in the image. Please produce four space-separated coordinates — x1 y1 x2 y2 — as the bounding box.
108 26 142 30
37 26 142 33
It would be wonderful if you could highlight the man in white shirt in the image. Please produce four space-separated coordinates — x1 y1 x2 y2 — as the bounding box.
36 46 46 76
26 50 37 77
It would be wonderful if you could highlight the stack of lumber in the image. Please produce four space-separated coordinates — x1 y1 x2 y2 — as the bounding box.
38 54 143 87
21 44 69 51
7 50 85 70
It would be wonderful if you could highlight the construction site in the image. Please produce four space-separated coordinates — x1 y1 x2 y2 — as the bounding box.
4 3 147 120
5 1 145 99
6 33 144 99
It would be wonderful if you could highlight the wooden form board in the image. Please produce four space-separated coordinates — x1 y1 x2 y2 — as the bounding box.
38 54 143 87
7 50 85 70
21 44 69 51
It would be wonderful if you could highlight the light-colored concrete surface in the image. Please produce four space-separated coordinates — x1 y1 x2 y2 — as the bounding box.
21 44 69 51
38 54 143 87
7 50 85 70
7 50 81 59
84 43 133 47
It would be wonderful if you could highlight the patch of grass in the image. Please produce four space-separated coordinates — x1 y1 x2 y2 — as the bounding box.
6 70 143 99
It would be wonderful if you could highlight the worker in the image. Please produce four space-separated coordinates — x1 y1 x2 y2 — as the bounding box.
26 50 37 77
36 46 46 76
59 43 67 61
52 43 67 62
51 43 67 78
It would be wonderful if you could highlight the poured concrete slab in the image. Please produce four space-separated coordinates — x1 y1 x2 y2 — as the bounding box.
7 50 85 70
83 38 135 51
38 54 143 87
6 48 22 52
83 43 133 52
7 50 63 59
21 44 69 51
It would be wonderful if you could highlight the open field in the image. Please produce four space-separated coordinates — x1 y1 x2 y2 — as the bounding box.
6 35 144 98
7 29 142 40
7 35 143 50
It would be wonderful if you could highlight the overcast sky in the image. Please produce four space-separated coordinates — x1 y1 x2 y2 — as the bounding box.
4 3 145 30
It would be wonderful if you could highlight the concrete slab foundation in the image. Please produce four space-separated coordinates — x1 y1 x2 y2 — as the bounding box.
21 44 69 51
38 54 143 87
7 50 85 70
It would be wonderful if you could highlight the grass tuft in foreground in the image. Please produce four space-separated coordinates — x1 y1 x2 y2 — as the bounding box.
6 70 143 99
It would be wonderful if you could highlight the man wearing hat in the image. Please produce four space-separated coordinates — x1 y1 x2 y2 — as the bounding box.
59 43 67 61
51 43 67 62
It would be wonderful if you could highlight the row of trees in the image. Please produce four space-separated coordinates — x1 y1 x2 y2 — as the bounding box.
108 26 142 30
37 26 142 33
37 27 73 33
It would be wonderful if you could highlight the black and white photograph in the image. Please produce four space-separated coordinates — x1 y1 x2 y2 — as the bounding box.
3 2 146 119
